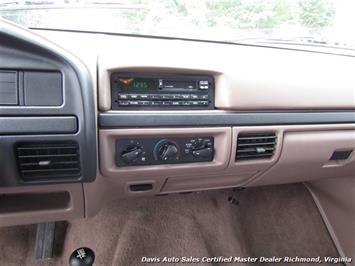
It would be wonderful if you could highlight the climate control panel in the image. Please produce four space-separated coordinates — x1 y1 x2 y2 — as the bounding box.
115 137 214 166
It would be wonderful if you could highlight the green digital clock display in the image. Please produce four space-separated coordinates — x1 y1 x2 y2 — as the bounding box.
131 81 148 89
116 77 157 90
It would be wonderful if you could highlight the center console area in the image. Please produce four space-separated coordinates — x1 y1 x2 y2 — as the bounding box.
116 136 214 166
94 45 355 210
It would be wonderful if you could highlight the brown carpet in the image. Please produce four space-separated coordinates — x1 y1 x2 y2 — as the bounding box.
0 184 339 266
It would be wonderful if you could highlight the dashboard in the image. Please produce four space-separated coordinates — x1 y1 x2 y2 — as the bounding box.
0 20 355 227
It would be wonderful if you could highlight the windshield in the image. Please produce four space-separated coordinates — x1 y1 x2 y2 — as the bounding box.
1 0 354 50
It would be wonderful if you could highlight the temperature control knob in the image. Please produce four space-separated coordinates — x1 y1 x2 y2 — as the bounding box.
158 143 178 161
156 141 179 161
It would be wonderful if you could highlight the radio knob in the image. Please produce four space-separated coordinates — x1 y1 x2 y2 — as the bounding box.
157 142 179 161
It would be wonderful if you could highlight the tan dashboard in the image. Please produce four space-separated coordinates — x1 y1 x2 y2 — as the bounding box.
95 124 355 204
1 23 355 231
97 38 355 111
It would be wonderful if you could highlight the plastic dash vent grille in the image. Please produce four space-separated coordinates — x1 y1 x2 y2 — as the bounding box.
17 142 81 181
236 132 277 161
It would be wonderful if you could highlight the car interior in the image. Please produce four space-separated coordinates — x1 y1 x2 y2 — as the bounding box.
0 1 355 265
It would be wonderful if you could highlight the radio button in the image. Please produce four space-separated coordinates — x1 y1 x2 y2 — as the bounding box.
199 80 209 90
171 101 181 106
198 101 209 106
172 94 182 99
118 94 129 99
128 101 139 106
139 94 149 99
138 101 150 106
162 94 172 99
151 95 161 99
151 101 162 106
198 94 209 99
118 101 129 106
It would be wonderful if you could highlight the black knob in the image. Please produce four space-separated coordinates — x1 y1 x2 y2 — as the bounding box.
121 146 142 164
192 147 213 159
158 142 179 161
69 247 95 266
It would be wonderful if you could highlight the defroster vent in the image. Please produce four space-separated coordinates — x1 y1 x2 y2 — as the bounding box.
236 132 277 161
17 142 81 181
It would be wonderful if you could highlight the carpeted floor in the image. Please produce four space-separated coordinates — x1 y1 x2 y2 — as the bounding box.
0 184 340 266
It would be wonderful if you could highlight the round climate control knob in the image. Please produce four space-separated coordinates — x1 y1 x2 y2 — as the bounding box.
154 139 180 162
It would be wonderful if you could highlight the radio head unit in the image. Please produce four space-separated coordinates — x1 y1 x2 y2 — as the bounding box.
111 73 214 110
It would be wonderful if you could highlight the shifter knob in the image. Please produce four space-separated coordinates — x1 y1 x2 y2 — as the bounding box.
69 247 95 266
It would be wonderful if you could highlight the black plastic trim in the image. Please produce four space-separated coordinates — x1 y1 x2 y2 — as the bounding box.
0 116 77 135
0 20 97 184
129 183 153 192
99 111 355 127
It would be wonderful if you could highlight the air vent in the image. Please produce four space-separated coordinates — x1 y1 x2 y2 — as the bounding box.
236 132 277 161
17 142 81 181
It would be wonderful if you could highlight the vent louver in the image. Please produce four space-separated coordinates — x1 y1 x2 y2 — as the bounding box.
17 142 81 181
236 132 277 161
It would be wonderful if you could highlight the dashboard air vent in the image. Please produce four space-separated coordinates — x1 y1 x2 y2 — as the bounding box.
236 132 277 161
17 142 81 181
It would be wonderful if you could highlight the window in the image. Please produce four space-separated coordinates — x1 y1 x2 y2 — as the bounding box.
1 0 354 50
